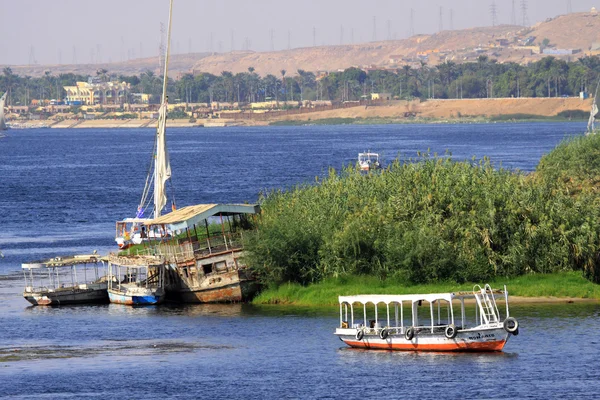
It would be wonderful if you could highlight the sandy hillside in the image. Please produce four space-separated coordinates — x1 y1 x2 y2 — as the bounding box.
5 12 599 79
531 12 600 49
267 98 593 122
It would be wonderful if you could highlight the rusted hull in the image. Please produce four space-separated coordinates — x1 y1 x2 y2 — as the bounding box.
178 279 258 303
337 327 509 352
23 288 108 306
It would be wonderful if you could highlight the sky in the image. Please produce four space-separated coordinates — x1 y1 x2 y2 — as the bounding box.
0 0 598 66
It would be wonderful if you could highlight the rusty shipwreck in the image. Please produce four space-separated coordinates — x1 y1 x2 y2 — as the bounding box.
119 203 260 303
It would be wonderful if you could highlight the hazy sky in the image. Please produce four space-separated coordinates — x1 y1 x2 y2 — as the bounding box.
1 0 597 65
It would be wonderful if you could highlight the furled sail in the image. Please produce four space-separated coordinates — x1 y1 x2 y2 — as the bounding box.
154 97 171 218
0 92 7 131
153 0 174 219
587 102 598 135
587 79 600 136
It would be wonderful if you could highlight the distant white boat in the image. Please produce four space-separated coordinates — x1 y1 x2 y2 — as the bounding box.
586 79 600 135
0 92 8 131
358 152 381 171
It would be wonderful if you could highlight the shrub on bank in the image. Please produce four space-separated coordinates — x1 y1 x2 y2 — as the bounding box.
246 145 600 287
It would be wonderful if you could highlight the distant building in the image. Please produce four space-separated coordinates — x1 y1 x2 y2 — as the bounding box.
542 48 580 55
64 81 131 106
371 93 392 101
131 93 152 104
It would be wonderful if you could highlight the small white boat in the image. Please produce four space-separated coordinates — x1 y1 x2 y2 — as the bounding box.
335 284 519 352
358 152 381 171
0 91 8 131
107 255 166 305
22 255 109 306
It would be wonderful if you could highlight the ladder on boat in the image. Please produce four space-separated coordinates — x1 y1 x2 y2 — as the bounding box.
473 284 500 325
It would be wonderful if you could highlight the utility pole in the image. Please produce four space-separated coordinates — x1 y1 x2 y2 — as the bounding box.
372 16 377 41
340 25 344 45
387 20 392 41
288 30 291 50
439 7 443 32
270 29 274 51
450 9 454 31
409 9 415 37
490 1 498 27
159 23 165 68
230 29 235 52
120 36 125 62
520 0 529 27
567 0 572 14
511 0 517 25
28 46 37 65
313 27 316 47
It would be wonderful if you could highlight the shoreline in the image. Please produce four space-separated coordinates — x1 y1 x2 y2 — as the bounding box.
5 98 592 129
251 295 600 307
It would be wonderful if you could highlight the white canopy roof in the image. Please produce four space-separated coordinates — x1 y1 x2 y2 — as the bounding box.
339 289 504 305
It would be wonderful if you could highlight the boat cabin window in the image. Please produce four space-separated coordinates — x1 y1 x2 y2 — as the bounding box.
215 261 227 272
202 263 213 275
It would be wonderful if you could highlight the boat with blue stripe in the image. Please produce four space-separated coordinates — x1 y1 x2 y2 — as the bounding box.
107 255 166 306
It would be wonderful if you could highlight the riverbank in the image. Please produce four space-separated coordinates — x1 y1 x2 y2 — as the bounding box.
252 272 600 306
6 97 593 129
267 97 593 125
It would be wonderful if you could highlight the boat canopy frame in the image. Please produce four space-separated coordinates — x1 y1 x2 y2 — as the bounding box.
338 285 509 336
144 203 260 232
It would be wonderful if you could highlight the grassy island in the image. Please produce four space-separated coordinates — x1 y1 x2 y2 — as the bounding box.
246 133 600 305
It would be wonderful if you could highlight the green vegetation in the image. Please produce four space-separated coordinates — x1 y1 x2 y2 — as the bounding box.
489 111 590 122
1 56 599 107
252 272 600 305
246 134 600 300
270 118 356 126
556 109 589 120
489 113 553 121
537 132 600 195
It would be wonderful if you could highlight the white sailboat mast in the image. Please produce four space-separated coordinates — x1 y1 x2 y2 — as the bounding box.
154 0 174 218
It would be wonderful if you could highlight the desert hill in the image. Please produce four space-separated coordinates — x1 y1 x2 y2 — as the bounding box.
6 11 600 79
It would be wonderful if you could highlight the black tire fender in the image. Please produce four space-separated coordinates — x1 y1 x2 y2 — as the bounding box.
405 326 415 341
445 324 458 339
379 328 389 340
355 329 365 341
503 317 519 334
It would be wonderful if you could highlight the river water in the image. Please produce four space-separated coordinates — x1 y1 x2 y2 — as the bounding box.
1 122 599 398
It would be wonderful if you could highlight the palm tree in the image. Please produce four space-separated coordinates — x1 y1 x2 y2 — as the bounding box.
281 69 286 101
3 67 17 105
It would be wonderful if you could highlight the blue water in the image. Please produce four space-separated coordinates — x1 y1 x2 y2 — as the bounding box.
1 122 599 399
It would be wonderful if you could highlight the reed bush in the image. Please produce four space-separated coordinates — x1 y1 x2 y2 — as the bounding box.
246 135 600 287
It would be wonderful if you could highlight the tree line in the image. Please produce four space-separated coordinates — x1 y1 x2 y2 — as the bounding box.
1 55 599 106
